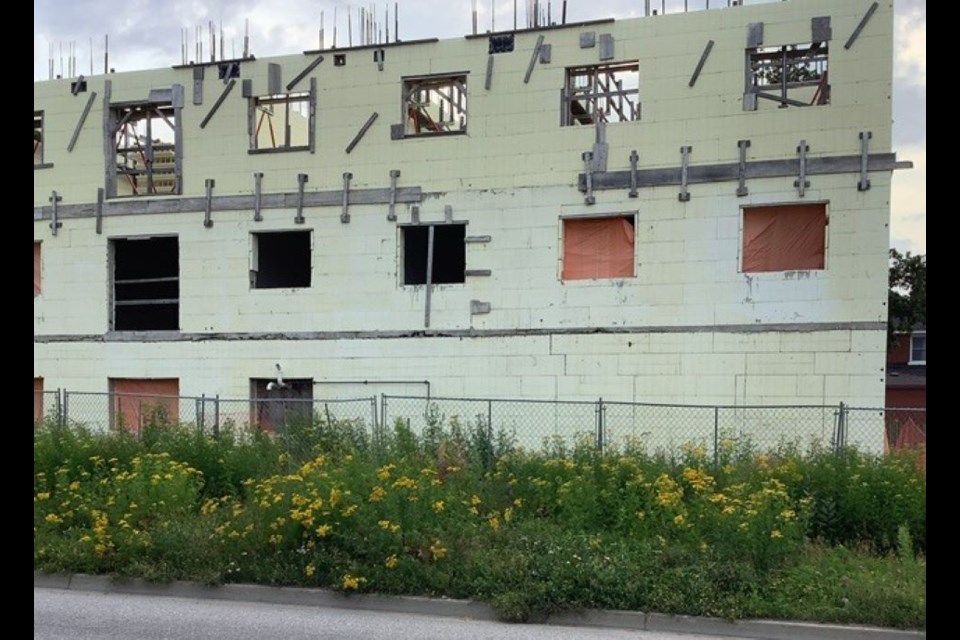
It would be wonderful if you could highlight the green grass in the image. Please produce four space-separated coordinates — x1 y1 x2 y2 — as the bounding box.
33 418 925 628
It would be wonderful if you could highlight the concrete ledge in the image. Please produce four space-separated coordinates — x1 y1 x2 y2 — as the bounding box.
35 572 924 640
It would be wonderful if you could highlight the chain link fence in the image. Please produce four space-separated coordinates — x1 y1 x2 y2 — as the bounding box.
34 389 925 461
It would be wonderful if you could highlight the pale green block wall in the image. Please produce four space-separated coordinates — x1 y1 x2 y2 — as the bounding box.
34 0 893 203
33 328 887 451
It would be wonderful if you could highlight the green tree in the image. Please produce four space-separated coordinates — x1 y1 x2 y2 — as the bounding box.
888 249 926 344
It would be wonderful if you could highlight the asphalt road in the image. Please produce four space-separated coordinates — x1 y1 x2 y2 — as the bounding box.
35 588 749 640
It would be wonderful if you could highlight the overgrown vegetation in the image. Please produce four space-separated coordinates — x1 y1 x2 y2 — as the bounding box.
34 414 925 629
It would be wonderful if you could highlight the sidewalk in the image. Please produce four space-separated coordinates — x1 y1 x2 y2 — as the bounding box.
34 572 925 640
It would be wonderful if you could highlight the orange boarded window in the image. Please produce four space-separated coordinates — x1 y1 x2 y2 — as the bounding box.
562 216 635 280
34 377 43 424
34 242 41 297
742 203 827 273
110 378 179 431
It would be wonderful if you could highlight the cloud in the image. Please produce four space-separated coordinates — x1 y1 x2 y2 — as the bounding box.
890 145 926 255
894 6 925 88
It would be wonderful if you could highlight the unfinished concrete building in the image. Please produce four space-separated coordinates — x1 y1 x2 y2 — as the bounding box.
34 0 907 450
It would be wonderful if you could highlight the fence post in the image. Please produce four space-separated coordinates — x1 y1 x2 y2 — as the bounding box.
56 388 63 426
61 390 69 427
214 395 220 439
487 399 494 469
196 395 204 433
596 397 605 453
839 401 847 450
713 406 720 469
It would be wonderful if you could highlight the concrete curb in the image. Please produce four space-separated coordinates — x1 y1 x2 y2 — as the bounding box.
35 572 925 640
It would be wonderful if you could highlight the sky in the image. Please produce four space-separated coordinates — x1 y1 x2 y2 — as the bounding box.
34 0 925 255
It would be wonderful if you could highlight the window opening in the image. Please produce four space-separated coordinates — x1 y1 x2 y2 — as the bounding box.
563 62 640 126
250 378 314 432
402 224 466 285
112 101 179 196
403 75 468 136
251 231 312 289
111 236 179 331
252 92 310 150
747 42 829 108
34 111 44 165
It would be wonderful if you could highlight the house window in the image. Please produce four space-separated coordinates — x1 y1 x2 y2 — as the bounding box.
251 92 311 151
403 74 468 136
561 215 636 281
251 231 311 289
747 42 829 109
741 203 827 273
250 378 314 432
34 377 44 425
111 101 180 196
402 224 466 285
109 378 179 431
34 111 47 167
562 62 640 126
111 236 179 331
34 242 41 298
910 333 926 365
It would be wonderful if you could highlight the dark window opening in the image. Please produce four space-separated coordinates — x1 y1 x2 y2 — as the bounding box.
250 378 314 432
252 231 311 289
218 62 240 79
563 62 640 126
252 92 310 150
334 54 346 66
747 42 829 109
403 75 468 136
111 101 179 196
112 236 179 331
403 224 466 285
489 34 515 54
34 111 44 165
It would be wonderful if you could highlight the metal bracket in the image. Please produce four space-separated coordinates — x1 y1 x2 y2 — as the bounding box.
582 152 596 205
465 269 492 277
598 33 614 61
390 124 405 140
795 140 810 197
267 63 282 95
340 172 352 223
287 55 324 91
193 66 204 105
387 170 401 221
70 75 86 96
523 35 545 84
345 112 379 154
444 204 453 223
373 49 385 72
411 205 420 225
679 146 692 202
688 40 714 87
67 91 98 152
203 180 215 228
845 2 878 50
579 32 596 48
628 150 639 198
858 131 872 191
484 55 494 91
591 121 608 173
49 191 62 236
199 79 236 129
295 173 308 224
539 44 552 64
95 188 104 235
253 173 264 222
470 300 491 315
736 140 750 197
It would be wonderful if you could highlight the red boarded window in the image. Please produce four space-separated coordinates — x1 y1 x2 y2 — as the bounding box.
110 378 179 431
34 242 41 297
742 203 827 273
562 216 635 280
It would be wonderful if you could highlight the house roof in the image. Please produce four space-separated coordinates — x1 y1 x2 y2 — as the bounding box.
886 364 926 388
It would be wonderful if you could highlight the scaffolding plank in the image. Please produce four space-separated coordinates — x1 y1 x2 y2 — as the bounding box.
67 91 98 152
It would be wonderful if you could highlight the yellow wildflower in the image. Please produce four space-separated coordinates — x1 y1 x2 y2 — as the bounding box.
44 514 63 525
673 514 685 526
369 486 386 502
770 529 783 539
488 516 500 531
341 574 364 590
385 554 399 569
304 564 315 577
316 524 332 537
430 540 447 561
432 500 445 513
